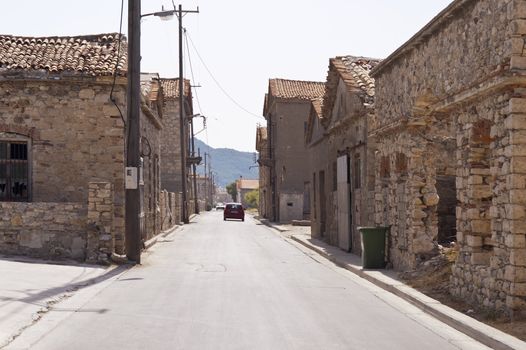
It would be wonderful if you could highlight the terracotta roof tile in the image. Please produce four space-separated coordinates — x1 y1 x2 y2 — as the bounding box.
335 56 381 100
159 78 191 100
269 78 325 101
322 55 381 122
0 33 127 76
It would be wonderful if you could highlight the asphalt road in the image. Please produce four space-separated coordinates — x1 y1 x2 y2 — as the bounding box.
7 211 489 350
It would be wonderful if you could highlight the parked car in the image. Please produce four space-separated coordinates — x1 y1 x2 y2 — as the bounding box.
223 203 245 221
215 202 225 210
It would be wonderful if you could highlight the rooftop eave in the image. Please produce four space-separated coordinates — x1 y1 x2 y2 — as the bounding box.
371 0 473 77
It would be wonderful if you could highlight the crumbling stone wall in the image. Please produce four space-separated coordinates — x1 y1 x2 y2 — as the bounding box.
371 0 526 315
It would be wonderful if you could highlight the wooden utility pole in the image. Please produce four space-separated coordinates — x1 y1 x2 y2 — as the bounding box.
125 0 142 263
177 4 199 224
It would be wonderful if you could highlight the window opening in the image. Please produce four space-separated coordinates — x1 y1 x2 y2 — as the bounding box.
0 141 29 201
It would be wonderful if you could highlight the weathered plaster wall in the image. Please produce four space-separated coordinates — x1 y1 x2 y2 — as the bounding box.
270 101 312 222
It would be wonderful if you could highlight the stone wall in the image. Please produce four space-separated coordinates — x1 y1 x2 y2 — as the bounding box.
0 182 115 262
374 0 512 130
0 202 86 259
141 105 162 242
372 126 454 270
323 79 375 254
161 100 183 193
160 190 182 231
371 0 526 315
0 78 126 253
86 182 114 264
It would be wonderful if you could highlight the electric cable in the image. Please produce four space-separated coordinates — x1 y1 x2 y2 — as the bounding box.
184 28 204 115
110 0 126 127
185 30 265 120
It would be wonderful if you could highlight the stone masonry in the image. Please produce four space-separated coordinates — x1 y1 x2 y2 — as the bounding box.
370 0 526 315
0 201 87 259
86 182 114 264
0 33 127 260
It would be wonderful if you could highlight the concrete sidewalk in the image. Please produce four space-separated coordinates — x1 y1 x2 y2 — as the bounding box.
259 220 526 350
0 224 183 349
0 256 129 348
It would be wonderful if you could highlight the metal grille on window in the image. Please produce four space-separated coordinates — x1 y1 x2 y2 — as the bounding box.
0 141 29 201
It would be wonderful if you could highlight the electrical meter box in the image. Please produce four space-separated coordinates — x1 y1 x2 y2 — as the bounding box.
125 167 138 189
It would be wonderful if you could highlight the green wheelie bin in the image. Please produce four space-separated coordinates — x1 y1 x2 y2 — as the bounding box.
358 226 389 269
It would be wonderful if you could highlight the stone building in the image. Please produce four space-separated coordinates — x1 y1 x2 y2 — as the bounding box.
140 73 164 241
0 33 178 263
317 56 380 254
370 0 526 315
159 78 192 214
305 98 328 236
256 125 271 218
262 78 325 223
0 33 127 262
194 175 213 210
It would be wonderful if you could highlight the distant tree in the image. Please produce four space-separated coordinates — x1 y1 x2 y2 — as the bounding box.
244 189 259 208
226 181 238 202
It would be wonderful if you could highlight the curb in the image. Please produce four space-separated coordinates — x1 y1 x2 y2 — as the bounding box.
258 218 289 233
289 234 524 350
143 224 181 251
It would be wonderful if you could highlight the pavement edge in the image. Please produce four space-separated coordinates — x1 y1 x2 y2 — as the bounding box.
286 233 524 350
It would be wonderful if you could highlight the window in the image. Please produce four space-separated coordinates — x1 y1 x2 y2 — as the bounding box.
0 141 29 201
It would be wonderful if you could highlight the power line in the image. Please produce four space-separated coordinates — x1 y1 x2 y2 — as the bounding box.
110 0 126 127
183 28 204 115
183 28 211 152
185 30 265 120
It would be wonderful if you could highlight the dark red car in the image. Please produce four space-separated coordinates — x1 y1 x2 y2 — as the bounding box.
223 203 245 221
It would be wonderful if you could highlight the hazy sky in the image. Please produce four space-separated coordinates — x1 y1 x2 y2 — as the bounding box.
1 0 453 152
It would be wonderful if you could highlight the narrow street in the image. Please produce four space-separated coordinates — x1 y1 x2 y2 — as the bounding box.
8 212 489 350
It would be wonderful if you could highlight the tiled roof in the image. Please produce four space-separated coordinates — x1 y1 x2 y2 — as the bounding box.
334 56 380 101
0 33 127 76
322 55 381 123
269 78 325 101
159 78 191 100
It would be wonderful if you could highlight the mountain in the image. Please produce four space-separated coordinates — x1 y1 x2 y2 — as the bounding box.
193 138 259 188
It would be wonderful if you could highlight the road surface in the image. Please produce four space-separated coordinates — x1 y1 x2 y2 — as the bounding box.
6 211 489 350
